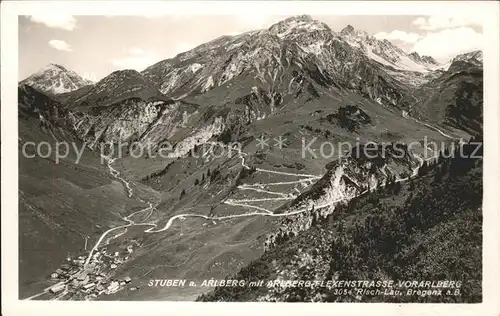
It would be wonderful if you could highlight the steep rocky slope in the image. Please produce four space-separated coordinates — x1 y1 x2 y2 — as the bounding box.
412 51 483 134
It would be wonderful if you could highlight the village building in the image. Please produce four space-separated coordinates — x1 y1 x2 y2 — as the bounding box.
77 272 88 281
82 275 90 285
50 283 66 294
107 281 120 293
61 264 71 270
83 283 96 290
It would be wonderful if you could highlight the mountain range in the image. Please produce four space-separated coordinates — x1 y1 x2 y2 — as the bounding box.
18 15 483 301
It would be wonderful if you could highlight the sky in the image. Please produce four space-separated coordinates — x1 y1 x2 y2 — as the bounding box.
18 14 483 81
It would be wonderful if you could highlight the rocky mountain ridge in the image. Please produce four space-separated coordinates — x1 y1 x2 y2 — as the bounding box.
340 24 440 73
20 63 93 95
411 50 483 134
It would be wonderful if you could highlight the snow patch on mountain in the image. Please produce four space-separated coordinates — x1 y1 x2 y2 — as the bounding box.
366 49 393 67
269 15 329 38
170 117 225 157
202 76 214 92
227 41 245 50
452 50 483 64
189 63 203 73
341 25 441 73
300 40 325 55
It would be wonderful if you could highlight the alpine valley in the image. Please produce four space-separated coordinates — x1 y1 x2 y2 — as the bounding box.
18 15 483 302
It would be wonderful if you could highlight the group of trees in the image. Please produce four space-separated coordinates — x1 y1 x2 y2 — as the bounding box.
326 105 373 133
320 140 483 302
272 229 297 246
417 137 483 180
384 174 402 195
194 168 211 186
180 165 226 200
445 81 483 133
235 165 257 186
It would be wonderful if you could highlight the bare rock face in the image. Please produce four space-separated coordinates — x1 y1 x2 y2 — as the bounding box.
20 64 93 95
70 99 182 149
408 52 439 68
289 143 417 210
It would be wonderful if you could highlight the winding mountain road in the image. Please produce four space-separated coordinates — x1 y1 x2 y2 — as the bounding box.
402 108 455 139
86 148 430 267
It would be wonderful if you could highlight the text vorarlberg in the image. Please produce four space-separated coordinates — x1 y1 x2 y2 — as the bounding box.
148 279 462 289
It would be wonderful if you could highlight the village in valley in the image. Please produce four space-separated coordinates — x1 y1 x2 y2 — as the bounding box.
39 239 142 300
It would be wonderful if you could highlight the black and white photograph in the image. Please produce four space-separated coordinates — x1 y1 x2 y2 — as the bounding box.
2 1 500 315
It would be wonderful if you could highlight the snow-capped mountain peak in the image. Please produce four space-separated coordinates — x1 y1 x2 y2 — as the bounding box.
340 25 440 73
452 50 483 64
268 15 331 38
340 24 369 38
140 16 452 100
436 50 483 72
340 24 355 35
20 63 93 95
